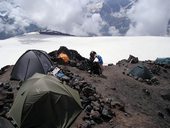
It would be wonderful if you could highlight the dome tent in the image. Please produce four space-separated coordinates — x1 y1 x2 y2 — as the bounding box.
9 73 82 128
129 65 153 80
11 50 53 81
155 57 170 65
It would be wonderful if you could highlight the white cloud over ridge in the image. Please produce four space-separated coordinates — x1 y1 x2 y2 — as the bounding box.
15 0 104 36
0 0 170 36
0 0 35 37
127 0 170 36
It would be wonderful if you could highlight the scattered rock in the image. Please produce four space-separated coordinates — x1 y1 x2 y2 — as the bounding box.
3 83 10 90
150 65 160 75
16 86 20 90
158 112 165 119
163 69 168 73
5 92 14 100
90 110 101 120
82 86 96 97
145 79 152 85
0 65 10 75
101 106 115 121
138 78 144 82
161 93 170 101
85 105 93 113
111 101 125 112
151 77 159 85
165 108 170 116
142 89 150 96
0 82 4 87
78 120 92 128
108 63 113 66
7 87 12 92
127 55 139 64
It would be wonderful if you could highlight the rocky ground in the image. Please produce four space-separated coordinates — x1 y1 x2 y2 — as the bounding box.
0 57 170 128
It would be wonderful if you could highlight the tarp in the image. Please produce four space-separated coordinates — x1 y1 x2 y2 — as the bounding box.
48 46 86 63
9 73 82 128
155 58 170 65
129 65 153 79
11 50 53 81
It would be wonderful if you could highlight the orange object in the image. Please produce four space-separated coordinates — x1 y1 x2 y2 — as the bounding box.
57 53 70 63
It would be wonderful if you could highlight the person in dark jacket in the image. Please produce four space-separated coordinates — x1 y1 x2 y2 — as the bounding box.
89 51 103 74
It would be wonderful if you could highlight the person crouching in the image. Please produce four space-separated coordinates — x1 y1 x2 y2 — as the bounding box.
89 51 103 75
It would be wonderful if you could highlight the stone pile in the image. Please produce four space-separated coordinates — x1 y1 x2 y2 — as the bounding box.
0 65 10 75
62 69 125 128
127 55 139 64
0 82 14 118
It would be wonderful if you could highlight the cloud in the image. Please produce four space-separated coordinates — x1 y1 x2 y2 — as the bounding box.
15 0 105 36
108 26 121 36
1 0 170 37
126 0 170 36
0 1 34 37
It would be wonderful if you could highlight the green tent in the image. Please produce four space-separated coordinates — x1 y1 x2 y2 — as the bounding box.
9 73 82 128
0 116 15 128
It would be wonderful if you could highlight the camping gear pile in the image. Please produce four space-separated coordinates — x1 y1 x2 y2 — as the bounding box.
48 46 98 73
48 46 86 64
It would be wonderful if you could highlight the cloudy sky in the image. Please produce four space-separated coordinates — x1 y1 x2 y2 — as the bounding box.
15 0 103 36
1 0 170 36
126 0 170 36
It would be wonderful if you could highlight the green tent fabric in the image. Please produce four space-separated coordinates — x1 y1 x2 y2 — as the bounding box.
0 116 15 128
155 58 170 65
129 65 153 79
9 73 82 128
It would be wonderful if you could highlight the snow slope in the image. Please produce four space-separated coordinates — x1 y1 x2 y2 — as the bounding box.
0 32 170 68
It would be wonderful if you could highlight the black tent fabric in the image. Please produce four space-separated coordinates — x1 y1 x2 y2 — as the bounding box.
57 46 72 59
0 116 14 128
69 49 86 61
48 46 86 65
129 65 153 79
11 50 53 81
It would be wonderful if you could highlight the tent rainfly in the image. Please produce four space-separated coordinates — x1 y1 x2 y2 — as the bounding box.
129 65 153 79
0 116 15 128
11 50 53 81
9 73 82 128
